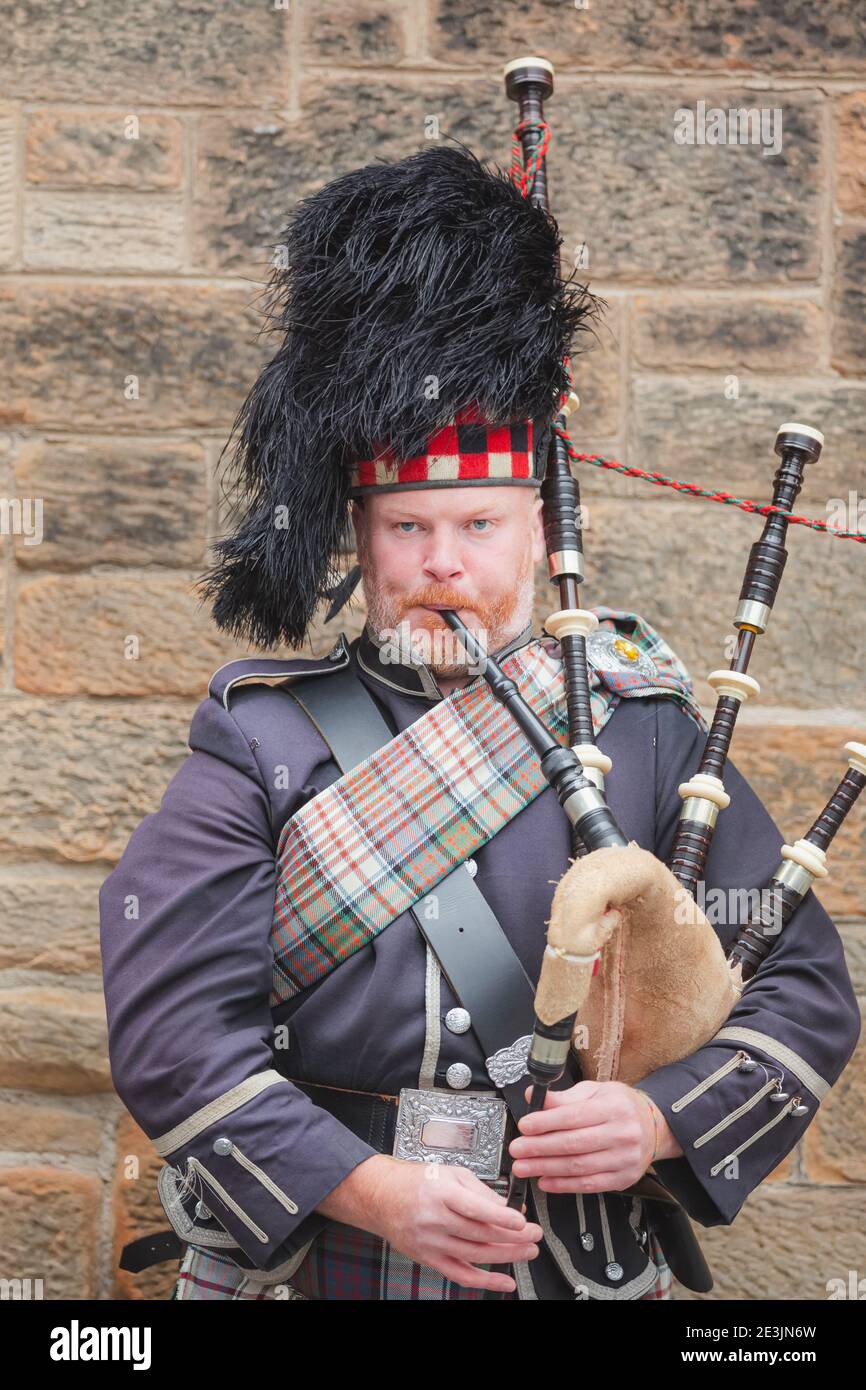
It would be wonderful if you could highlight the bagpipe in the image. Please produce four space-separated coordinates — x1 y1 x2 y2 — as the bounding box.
440 56 866 1211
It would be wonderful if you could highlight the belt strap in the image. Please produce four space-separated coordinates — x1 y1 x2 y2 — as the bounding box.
288 660 539 1119
120 1230 183 1273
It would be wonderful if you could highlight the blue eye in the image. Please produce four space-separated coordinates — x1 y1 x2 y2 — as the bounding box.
396 522 417 533
471 519 491 531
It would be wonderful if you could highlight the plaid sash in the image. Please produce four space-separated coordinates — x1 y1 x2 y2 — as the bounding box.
270 610 703 1006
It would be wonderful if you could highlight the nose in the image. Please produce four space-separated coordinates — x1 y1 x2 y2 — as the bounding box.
421 528 465 584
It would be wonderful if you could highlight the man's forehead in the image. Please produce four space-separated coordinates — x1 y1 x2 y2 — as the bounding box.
365 487 538 518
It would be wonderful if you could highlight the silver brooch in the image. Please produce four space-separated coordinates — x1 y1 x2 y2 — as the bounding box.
486 1035 532 1087
586 630 657 680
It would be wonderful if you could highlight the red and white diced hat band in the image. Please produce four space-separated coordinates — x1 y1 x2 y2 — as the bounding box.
347 368 573 497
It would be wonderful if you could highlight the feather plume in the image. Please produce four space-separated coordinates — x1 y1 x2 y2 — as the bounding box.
201 142 603 648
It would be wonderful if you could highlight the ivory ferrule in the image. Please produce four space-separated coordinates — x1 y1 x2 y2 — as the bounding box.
845 741 866 774
707 669 761 702
780 838 829 880
573 743 612 776
777 421 825 448
503 55 554 79
545 608 598 641
576 765 605 790
677 773 731 811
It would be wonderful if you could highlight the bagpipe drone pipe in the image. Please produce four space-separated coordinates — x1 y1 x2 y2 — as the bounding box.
439 56 866 1211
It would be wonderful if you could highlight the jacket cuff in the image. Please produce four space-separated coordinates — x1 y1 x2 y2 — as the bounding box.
635 1028 826 1227
157 1071 379 1267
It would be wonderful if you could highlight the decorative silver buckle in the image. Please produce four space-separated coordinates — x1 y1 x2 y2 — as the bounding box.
393 1088 507 1183
486 1034 532 1088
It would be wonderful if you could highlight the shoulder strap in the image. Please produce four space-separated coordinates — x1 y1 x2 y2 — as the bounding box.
287 664 538 1118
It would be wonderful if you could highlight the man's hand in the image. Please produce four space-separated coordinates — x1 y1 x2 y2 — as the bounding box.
507 1080 683 1194
317 1154 542 1295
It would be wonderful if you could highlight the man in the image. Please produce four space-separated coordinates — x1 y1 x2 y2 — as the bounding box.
100 145 860 1301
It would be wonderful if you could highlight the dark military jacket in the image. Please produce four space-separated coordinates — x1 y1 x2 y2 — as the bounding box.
99 622 860 1287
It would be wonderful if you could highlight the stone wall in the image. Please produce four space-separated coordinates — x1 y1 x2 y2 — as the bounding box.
0 1 863 1301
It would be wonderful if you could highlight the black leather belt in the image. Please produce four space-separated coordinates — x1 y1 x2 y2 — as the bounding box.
290 1077 516 1189
119 1079 515 1276
291 1078 401 1153
119 1076 710 1290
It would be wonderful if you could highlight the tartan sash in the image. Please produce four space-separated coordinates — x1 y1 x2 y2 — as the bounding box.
270 610 703 1006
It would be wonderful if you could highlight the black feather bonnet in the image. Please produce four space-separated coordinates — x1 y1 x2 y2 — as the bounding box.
201 142 601 648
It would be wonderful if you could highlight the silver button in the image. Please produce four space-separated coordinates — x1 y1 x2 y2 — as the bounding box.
738 1055 758 1072
605 1261 623 1282
445 1007 471 1034
464 858 477 878
212 1137 233 1156
770 1091 790 1104
446 1062 472 1089
792 1101 808 1116
580 1232 594 1252
194 1201 211 1220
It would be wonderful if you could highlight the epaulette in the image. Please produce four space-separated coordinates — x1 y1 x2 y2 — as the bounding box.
208 634 351 710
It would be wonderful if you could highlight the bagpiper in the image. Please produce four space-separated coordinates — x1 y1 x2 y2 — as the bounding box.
100 139 860 1302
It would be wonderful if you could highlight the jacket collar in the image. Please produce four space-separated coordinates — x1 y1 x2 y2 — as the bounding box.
354 619 535 702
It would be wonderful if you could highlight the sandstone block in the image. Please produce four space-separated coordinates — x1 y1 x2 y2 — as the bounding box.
13 437 207 570
25 110 182 189
0 0 288 106
0 1167 100 1300
0 988 110 1093
14 575 263 696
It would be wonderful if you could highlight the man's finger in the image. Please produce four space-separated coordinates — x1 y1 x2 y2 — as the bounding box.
443 1185 531 1232
523 1080 602 1106
439 1259 517 1294
445 1236 540 1265
510 1124 613 1160
442 1210 544 1245
511 1151 621 1179
538 1171 624 1194
517 1103 608 1136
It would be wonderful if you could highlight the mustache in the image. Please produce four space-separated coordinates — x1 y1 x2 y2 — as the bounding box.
362 547 536 646
396 585 483 616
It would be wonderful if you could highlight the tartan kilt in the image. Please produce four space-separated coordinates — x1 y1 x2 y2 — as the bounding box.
173 1228 672 1301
